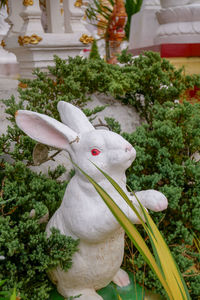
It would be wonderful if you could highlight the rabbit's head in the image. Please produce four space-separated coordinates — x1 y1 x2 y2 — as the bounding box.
15 101 136 179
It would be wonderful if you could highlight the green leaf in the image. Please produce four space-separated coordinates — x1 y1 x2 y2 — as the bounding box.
72 161 173 298
10 288 16 300
73 160 191 300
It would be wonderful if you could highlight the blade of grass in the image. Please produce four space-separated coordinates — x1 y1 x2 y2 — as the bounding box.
10 287 16 300
72 161 173 298
91 163 190 300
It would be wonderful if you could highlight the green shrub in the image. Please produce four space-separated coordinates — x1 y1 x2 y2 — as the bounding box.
122 101 200 298
0 161 79 300
118 50 200 125
89 39 101 60
3 52 199 165
1 52 200 298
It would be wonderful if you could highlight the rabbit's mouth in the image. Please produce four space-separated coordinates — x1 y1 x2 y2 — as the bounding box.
126 147 136 162
125 154 135 168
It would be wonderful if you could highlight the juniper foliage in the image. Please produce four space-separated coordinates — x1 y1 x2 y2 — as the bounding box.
1 52 200 298
118 50 200 125
0 161 79 299
122 101 200 298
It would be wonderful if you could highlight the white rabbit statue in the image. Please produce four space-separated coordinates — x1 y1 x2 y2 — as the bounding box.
15 101 168 300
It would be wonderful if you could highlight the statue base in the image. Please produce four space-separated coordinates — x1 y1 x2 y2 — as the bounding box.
49 272 145 300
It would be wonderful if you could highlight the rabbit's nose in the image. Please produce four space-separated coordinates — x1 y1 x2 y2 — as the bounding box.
125 145 133 152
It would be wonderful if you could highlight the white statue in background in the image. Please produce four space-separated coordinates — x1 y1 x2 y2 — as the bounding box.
156 0 200 44
16 102 168 300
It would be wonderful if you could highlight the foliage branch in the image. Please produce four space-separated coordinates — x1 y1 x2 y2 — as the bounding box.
0 52 200 298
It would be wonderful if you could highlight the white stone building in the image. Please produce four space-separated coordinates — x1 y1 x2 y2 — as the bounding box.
1 0 200 77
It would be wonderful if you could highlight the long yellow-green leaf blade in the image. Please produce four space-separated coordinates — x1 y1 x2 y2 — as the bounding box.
91 163 146 224
88 178 173 298
140 207 190 300
10 287 16 300
132 190 190 299
90 163 190 300
72 162 173 298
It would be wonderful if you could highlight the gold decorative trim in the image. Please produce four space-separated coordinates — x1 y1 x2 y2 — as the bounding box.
18 34 42 46
23 0 34 6
79 34 94 44
74 0 83 7
18 82 28 89
1 40 6 48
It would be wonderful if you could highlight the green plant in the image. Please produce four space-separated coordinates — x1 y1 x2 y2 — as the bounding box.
85 0 143 54
0 280 17 300
122 101 200 298
10 288 17 300
125 0 143 39
75 161 191 299
85 0 114 61
0 280 10 300
89 39 101 60
0 162 79 300
1 57 109 166
117 50 200 125
1 52 200 298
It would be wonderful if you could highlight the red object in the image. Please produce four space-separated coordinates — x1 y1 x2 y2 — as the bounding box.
108 0 127 42
129 43 200 58
180 85 200 104
189 85 200 98
161 43 200 57
91 149 101 156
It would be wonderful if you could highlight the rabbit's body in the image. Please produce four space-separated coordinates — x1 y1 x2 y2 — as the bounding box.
46 175 136 242
48 227 125 292
46 174 132 295
16 102 168 300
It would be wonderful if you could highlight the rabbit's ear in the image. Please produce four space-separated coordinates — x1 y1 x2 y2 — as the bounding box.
15 110 79 150
57 101 95 133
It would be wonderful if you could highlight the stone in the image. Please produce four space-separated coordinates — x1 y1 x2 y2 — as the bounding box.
88 93 143 133
155 2 200 44
0 83 143 181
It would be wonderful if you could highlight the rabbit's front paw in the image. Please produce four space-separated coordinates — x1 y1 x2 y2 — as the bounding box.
149 191 168 212
112 268 130 287
135 190 168 212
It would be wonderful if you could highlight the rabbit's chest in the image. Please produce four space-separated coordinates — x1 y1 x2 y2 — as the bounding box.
91 227 125 267
77 227 125 288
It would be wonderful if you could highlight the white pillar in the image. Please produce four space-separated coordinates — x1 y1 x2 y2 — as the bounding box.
0 5 9 37
160 0 189 8
46 0 64 33
6 0 23 34
63 0 87 33
129 0 161 49
155 0 200 44
0 4 17 76
20 0 44 34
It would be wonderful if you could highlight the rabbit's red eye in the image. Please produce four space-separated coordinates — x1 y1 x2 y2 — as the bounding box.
91 149 101 156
